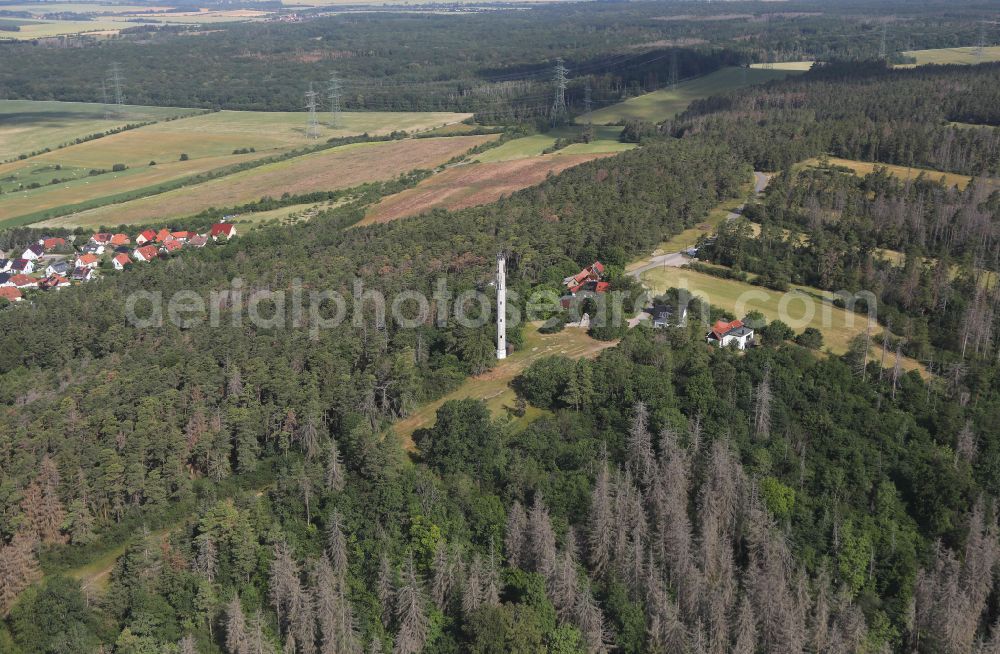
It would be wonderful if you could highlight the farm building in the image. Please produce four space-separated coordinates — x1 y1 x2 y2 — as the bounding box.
707 319 754 350
563 261 605 293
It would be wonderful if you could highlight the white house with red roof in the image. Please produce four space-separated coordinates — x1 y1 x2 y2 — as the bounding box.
0 287 23 302
136 229 157 245
75 253 100 269
8 274 38 289
706 319 755 350
133 245 160 262
112 253 132 270
210 223 237 240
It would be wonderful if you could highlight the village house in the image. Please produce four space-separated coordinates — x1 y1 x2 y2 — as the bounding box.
0 259 10 273
110 233 131 246
40 274 70 290
706 319 755 350
162 239 183 253
186 235 208 248
41 237 66 251
90 233 112 245
9 274 38 289
10 259 34 274
81 242 105 256
45 261 70 277
652 304 688 329
155 228 172 243
171 231 194 241
133 245 159 262
136 229 157 246
112 253 131 270
0 287 23 302
71 267 95 282
21 243 45 260
562 261 605 293
75 253 100 269
210 223 237 240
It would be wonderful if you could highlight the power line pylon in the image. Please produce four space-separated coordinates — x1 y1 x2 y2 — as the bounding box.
327 73 342 128
976 22 986 63
108 62 125 116
583 80 592 121
305 83 319 139
879 21 888 61
100 78 112 120
669 49 679 88
550 57 568 124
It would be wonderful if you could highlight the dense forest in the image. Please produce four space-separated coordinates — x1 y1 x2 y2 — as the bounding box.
0 0 996 114
3 7 1000 652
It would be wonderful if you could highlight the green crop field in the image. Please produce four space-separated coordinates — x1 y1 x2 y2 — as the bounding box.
577 67 806 125
474 125 633 163
898 46 1000 66
0 99 194 162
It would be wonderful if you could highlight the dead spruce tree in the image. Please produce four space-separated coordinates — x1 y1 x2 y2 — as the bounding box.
225 594 249 654
393 552 429 654
504 501 527 569
752 366 772 442
626 401 655 487
313 555 361 654
528 495 558 581
587 461 614 578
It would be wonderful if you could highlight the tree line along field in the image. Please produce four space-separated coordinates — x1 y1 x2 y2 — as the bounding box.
37 134 495 227
576 66 807 125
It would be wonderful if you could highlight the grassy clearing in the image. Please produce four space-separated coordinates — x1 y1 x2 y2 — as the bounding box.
0 99 193 161
361 152 611 225
799 156 985 190
639 266 925 373
897 46 1000 67
237 199 349 225
394 322 616 450
39 135 494 227
577 67 805 125
474 126 632 163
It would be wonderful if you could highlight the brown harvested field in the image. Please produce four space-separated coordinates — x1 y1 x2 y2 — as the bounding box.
40 135 494 227
360 153 610 225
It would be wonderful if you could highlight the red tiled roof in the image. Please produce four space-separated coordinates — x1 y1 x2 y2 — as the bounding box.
134 245 159 261
110 233 130 245
92 233 112 243
9 274 36 287
42 237 65 250
113 253 131 265
155 228 171 242
138 229 157 241
710 319 743 340
171 231 193 240
76 253 99 266
0 287 22 301
163 240 183 252
595 281 610 292
592 261 605 273
210 223 235 237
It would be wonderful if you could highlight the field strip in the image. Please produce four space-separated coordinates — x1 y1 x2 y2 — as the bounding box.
38 134 495 227
360 152 613 226
797 156 990 190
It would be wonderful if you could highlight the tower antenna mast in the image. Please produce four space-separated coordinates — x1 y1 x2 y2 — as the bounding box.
496 253 507 360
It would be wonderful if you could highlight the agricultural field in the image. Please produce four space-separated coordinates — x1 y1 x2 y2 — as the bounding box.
0 99 194 161
361 152 611 225
393 322 615 449
153 110 474 148
898 46 1000 67
576 66 805 125
0 17 156 40
474 126 632 163
798 156 984 190
39 134 494 227
749 61 816 71
639 265 925 373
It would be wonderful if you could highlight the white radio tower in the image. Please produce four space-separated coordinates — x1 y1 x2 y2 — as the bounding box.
496 253 507 360
305 83 320 139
